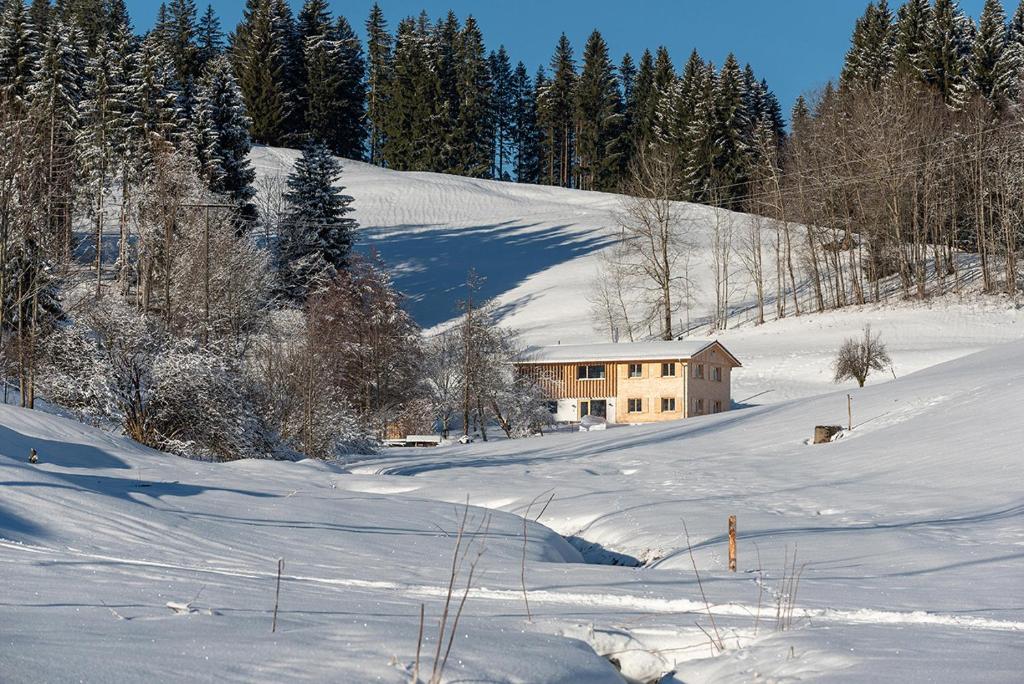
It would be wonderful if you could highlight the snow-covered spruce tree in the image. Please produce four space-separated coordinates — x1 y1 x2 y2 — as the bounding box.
924 0 974 108
299 6 367 159
489 45 514 179
29 18 86 258
277 143 356 300
478 327 554 439
380 15 433 171
509 62 543 184
968 0 1019 107
839 0 895 92
537 33 576 187
190 55 257 223
655 49 703 196
574 29 625 192
196 3 223 70
364 1 391 166
712 53 751 210
127 34 182 173
78 33 124 296
451 15 493 178
230 0 293 146
893 0 932 82
0 0 38 113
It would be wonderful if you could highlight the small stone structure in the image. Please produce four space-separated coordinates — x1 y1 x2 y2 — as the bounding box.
813 425 843 444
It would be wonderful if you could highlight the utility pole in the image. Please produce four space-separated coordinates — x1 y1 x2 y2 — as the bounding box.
180 202 234 344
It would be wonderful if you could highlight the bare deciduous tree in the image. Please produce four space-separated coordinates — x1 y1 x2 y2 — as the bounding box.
833 324 891 387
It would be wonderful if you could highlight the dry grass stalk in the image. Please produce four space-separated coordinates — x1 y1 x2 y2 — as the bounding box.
681 519 725 652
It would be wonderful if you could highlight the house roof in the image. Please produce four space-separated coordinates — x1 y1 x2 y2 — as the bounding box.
518 340 742 366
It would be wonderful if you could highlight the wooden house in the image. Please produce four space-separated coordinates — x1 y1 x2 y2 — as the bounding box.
516 340 742 424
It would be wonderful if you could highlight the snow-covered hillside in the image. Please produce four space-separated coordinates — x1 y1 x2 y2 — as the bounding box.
250 147 1024 402
3 338 1022 682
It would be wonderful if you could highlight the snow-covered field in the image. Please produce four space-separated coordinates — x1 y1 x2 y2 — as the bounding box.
2 153 1022 682
252 147 1024 403
3 337 1022 681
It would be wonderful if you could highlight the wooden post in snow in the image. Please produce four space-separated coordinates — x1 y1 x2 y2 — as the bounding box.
728 516 737 572
847 394 853 431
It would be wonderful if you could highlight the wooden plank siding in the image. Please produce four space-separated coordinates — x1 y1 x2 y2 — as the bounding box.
519 362 618 399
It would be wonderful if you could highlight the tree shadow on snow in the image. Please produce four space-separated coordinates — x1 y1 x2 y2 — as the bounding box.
358 220 614 327
0 424 131 470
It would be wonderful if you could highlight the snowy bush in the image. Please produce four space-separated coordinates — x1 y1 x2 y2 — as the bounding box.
40 299 275 461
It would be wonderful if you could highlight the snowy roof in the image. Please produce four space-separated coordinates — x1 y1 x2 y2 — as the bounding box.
518 340 741 365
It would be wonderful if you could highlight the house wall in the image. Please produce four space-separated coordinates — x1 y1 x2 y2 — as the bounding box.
685 347 734 416
520 344 738 425
613 360 688 423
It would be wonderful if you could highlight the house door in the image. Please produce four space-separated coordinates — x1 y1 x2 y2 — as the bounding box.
579 401 590 418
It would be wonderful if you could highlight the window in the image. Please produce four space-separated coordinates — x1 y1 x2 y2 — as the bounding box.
694 364 705 379
661 397 676 412
695 398 705 415
661 362 676 377
712 366 722 382
713 400 723 413
628 363 642 378
628 398 643 413
545 401 558 415
576 364 606 380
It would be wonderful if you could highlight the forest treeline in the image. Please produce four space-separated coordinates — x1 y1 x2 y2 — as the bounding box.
589 0 1024 345
756 0 1023 323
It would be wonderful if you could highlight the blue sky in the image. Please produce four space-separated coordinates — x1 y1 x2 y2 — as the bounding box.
128 0 992 113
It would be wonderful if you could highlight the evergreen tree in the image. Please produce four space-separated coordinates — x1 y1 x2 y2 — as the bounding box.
489 45 513 179
30 18 86 242
840 0 895 91
510 61 542 183
166 0 199 109
969 0 1017 105
450 15 492 177
106 0 131 39
196 4 222 69
364 2 391 166
574 29 624 191
712 53 750 209
279 143 357 298
683 61 717 202
191 55 256 219
894 0 932 82
381 16 434 170
298 4 366 159
655 48 702 193
537 33 576 187
925 0 974 107
28 0 48 38
231 0 291 145
0 0 38 111
127 33 181 170
626 49 654 155
78 32 122 274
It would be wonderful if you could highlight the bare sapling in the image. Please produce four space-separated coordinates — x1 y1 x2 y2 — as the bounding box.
681 519 725 652
412 497 491 684
520 491 555 622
